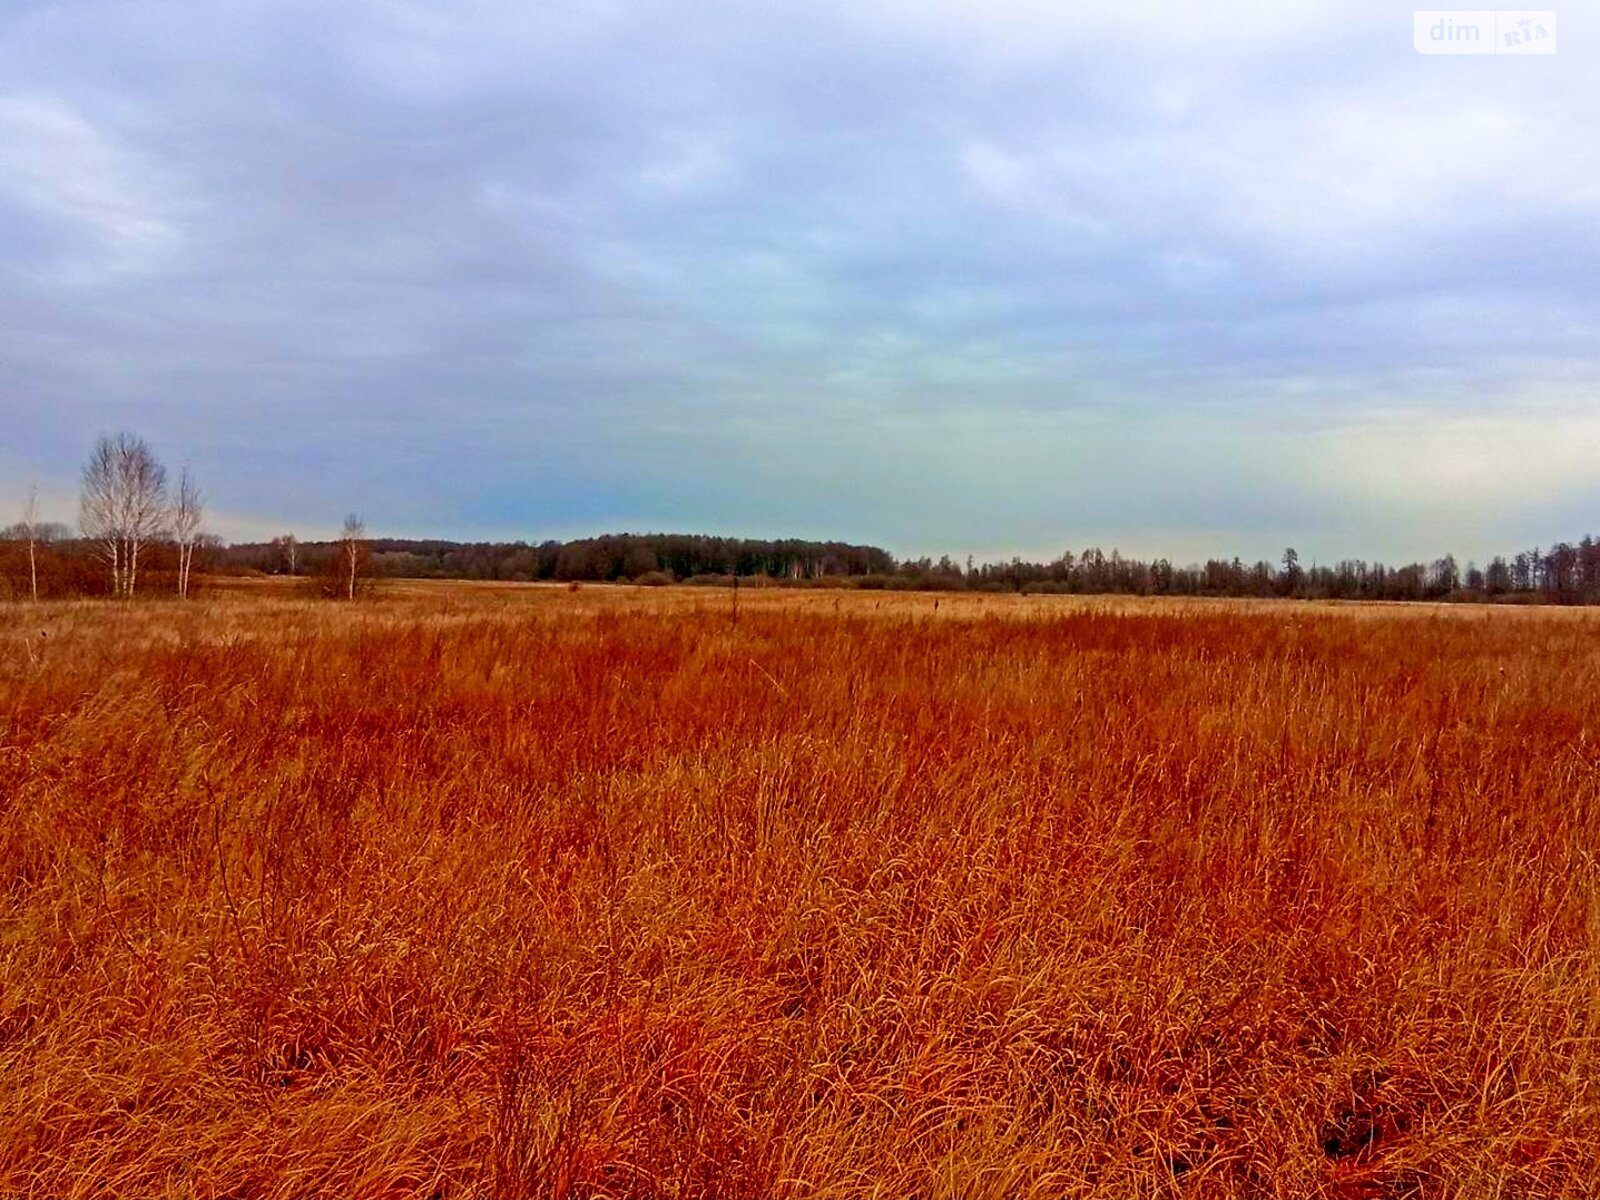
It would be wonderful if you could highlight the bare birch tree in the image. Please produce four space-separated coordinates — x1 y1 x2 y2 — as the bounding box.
172 467 203 599
79 433 168 598
339 513 368 601
271 533 299 575
22 487 39 602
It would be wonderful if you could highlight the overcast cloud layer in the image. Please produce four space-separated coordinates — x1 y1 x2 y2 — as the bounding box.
3 0 1597 563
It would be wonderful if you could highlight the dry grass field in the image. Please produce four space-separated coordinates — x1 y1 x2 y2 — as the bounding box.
2 582 1598 1198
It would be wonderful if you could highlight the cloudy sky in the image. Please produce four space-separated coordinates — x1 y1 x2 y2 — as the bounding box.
2 0 1596 563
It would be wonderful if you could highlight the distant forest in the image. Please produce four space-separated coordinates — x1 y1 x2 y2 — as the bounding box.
203 531 1600 605
8 523 1600 604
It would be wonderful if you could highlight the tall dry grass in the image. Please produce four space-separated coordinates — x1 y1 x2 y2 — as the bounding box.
1 585 1597 1198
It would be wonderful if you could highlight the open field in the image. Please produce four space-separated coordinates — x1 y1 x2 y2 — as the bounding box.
2 584 1598 1198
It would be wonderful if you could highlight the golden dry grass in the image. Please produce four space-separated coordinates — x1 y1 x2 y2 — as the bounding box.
2 583 1598 1198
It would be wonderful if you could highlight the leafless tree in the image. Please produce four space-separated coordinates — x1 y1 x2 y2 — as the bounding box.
79 432 168 598
172 467 203 599
271 533 299 575
21 487 39 602
339 513 368 601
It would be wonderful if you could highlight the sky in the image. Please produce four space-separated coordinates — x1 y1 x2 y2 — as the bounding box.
2 0 1596 565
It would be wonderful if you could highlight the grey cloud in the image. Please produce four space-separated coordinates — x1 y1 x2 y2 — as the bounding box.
2 0 1597 562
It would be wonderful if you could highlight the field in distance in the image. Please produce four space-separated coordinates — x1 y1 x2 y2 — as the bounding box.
2 584 1597 1197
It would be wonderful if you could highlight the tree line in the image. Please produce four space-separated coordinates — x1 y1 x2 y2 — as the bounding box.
218 533 896 585
6 430 1600 604
952 543 1600 603
215 533 1600 604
